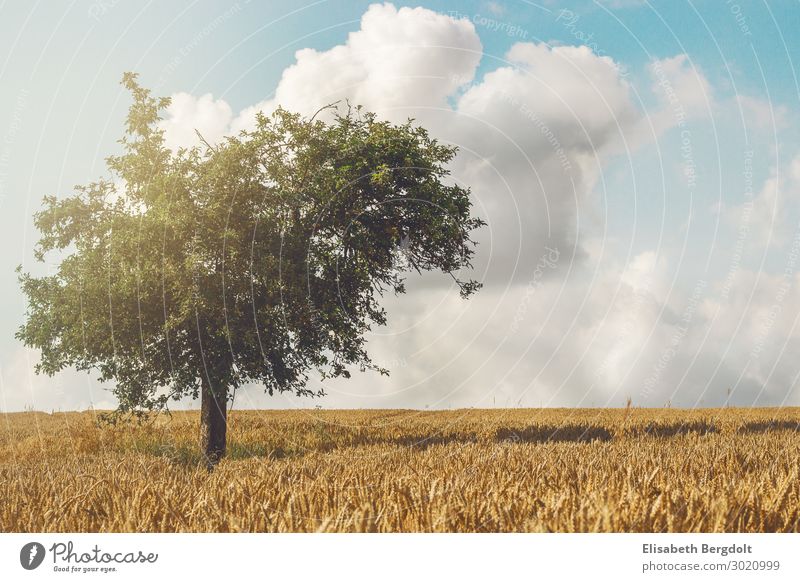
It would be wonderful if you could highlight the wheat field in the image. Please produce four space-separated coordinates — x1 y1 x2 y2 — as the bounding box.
1 407 799 532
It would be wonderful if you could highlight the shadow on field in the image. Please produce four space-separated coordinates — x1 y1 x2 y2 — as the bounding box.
628 421 718 438
495 424 613 443
139 418 766 467
389 434 478 449
139 441 283 466
224 434 483 458
737 420 800 434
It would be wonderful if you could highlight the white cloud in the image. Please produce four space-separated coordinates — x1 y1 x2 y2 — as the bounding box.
735 94 789 134
16 3 800 411
159 92 233 151
161 5 653 287
457 42 640 156
449 41 644 282
316 247 800 409
648 53 713 135
726 154 800 249
231 3 482 133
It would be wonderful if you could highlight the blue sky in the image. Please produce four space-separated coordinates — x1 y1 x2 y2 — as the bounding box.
1 1 799 411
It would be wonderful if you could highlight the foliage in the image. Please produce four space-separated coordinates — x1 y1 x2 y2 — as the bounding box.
16 73 484 414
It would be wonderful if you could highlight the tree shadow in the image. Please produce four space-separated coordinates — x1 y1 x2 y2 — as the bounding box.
221 434 482 458
209 425 613 460
388 434 478 449
737 420 800 434
629 421 718 438
496 424 613 444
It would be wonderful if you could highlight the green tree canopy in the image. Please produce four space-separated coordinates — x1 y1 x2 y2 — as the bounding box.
17 73 484 461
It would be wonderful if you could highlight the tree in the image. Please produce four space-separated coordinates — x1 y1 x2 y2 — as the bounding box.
16 73 484 465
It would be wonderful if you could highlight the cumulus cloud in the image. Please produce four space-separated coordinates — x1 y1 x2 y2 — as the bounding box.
160 92 233 151
229 3 483 133
735 94 789 134
449 41 645 280
159 8 708 292
161 4 671 288
306 242 800 410
726 153 800 249
648 53 713 135
12 3 798 411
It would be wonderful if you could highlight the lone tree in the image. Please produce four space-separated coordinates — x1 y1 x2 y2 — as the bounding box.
17 73 484 464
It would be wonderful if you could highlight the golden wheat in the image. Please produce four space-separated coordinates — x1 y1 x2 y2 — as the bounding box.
1 407 798 532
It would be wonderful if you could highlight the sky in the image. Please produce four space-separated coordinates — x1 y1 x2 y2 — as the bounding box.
1 0 799 412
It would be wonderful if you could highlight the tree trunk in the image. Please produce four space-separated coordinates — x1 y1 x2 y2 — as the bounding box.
200 377 227 467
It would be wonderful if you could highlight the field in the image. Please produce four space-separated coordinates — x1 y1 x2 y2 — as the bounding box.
1 407 799 532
